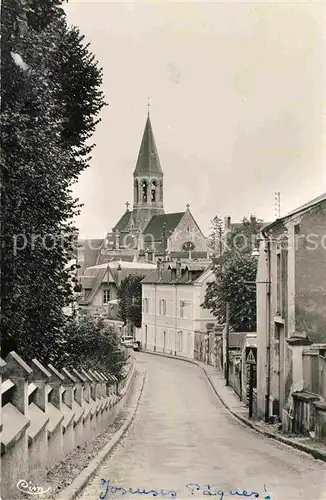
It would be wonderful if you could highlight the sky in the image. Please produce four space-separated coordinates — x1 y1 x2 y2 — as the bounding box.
65 0 326 239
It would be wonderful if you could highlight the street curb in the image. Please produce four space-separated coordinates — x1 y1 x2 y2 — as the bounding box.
141 349 326 463
58 369 147 500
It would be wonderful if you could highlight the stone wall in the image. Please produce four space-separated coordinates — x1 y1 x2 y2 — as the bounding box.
194 328 223 370
229 352 242 399
282 348 326 441
0 351 135 500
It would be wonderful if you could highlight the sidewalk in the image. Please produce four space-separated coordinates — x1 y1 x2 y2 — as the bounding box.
142 349 326 463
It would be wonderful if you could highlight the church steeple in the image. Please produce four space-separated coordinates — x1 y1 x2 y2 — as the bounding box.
132 113 164 230
133 114 163 177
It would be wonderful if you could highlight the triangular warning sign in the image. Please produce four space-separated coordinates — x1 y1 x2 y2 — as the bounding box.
246 348 256 364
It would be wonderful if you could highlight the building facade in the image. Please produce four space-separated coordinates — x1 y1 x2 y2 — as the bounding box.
137 260 217 358
77 112 210 316
256 192 326 423
78 260 156 320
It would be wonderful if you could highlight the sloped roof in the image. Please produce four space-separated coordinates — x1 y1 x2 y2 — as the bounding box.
97 253 135 265
79 263 110 305
284 192 326 218
142 267 205 285
144 212 185 240
110 267 154 285
112 209 132 232
134 114 163 176
80 276 96 289
262 193 326 233
78 239 103 275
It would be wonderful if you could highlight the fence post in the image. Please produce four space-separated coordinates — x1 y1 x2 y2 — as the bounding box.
2 352 32 498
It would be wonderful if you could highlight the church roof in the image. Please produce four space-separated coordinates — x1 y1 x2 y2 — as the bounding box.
133 114 163 176
112 209 132 232
143 212 185 240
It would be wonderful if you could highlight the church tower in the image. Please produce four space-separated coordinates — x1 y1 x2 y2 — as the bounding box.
132 113 165 231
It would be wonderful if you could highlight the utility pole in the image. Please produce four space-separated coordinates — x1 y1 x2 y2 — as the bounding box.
248 363 254 418
274 191 281 218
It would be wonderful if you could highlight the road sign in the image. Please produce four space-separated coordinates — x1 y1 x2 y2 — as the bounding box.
246 348 257 365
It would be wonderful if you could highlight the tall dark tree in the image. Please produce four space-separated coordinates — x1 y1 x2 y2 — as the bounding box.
0 0 106 364
203 216 264 332
117 275 145 332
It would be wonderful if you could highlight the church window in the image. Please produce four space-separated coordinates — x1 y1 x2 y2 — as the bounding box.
142 180 148 202
151 180 157 202
134 180 139 204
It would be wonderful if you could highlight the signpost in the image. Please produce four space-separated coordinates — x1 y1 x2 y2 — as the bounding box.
246 347 257 419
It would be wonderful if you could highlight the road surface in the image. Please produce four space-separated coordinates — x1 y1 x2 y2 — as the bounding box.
78 352 326 500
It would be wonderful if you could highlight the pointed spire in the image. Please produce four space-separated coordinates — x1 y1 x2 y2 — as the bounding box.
133 114 163 176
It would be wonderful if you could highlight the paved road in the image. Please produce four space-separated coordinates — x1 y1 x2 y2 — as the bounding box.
79 353 326 500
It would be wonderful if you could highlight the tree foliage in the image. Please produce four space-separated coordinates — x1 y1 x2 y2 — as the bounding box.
60 316 127 380
0 0 106 366
117 275 145 331
203 216 264 332
208 215 223 257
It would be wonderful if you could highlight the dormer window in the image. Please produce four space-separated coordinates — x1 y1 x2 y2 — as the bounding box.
103 289 110 304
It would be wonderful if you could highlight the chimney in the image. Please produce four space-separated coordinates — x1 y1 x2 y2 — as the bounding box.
117 262 122 286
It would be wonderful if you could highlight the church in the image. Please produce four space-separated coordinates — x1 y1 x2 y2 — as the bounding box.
77 113 209 318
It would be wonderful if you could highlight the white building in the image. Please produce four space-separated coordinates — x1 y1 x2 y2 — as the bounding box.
137 260 217 358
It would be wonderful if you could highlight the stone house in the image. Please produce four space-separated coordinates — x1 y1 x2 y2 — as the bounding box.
256 192 326 423
78 260 156 324
137 260 217 358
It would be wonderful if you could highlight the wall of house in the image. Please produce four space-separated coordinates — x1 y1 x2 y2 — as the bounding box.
90 283 116 308
294 203 326 343
193 280 217 332
256 243 269 419
140 283 197 358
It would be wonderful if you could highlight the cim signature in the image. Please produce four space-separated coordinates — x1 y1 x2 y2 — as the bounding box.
17 479 51 496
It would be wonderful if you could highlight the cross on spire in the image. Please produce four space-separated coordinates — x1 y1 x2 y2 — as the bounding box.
147 97 150 115
125 201 130 211
186 203 190 210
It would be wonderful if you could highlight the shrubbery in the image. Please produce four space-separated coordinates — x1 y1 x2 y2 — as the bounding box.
0 0 120 374
59 316 128 380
